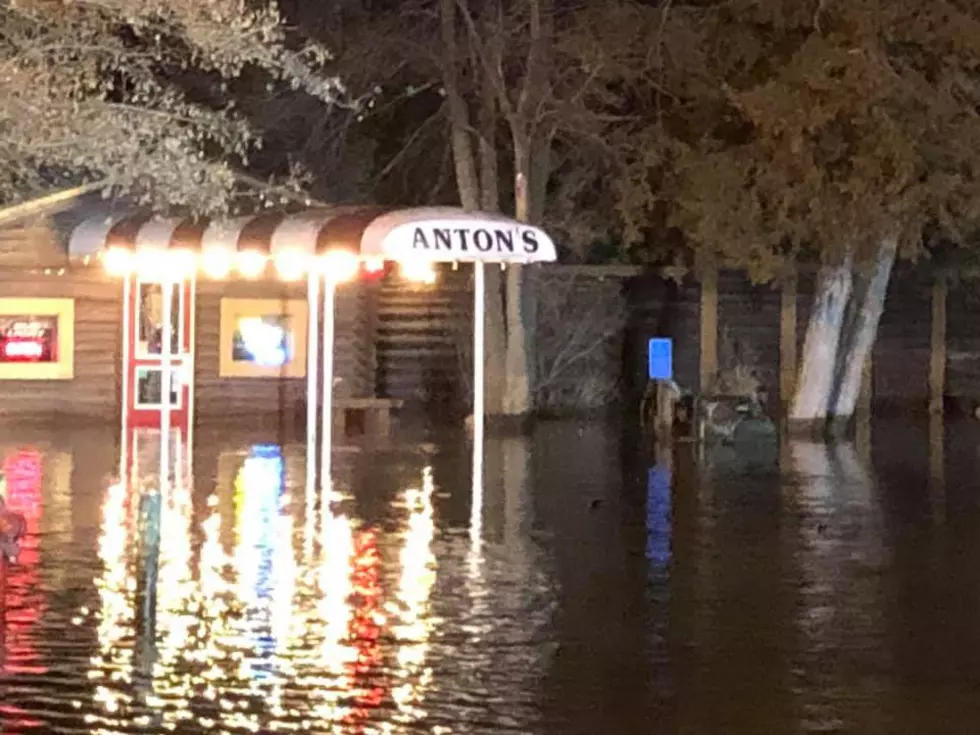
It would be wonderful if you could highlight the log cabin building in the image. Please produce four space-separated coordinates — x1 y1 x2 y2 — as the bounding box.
0 197 390 426
0 193 559 433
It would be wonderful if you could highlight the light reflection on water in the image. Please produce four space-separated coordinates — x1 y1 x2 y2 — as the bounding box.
0 425 558 735
86 441 447 734
9 420 980 733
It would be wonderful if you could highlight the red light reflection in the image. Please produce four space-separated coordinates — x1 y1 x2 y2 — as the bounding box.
344 529 387 729
1 449 45 678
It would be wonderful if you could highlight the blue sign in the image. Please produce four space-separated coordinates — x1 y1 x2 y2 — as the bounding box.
648 337 673 381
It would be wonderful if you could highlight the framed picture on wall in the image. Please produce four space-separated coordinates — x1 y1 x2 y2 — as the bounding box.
218 298 308 378
0 298 74 380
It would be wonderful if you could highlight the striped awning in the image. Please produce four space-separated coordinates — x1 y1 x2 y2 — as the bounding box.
68 205 557 264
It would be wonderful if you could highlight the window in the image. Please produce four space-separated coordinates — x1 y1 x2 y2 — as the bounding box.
135 366 181 408
0 299 74 380
218 298 307 378
231 315 292 367
0 316 58 363
137 282 182 357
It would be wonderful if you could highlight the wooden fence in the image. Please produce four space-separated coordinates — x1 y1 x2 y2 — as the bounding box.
626 264 970 417
375 269 470 408
376 262 978 418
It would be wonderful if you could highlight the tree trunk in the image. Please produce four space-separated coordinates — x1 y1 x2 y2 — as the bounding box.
440 0 479 212
502 139 533 418
441 0 509 416
476 43 508 417
788 254 854 432
503 264 531 416
827 238 897 433
484 265 507 415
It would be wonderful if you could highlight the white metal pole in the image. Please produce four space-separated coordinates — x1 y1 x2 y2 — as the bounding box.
306 271 321 553
307 271 320 485
471 262 485 516
159 278 173 495
120 274 132 484
320 275 335 492
187 274 196 477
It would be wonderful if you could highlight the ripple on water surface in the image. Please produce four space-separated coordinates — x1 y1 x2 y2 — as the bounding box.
0 433 555 735
8 420 980 735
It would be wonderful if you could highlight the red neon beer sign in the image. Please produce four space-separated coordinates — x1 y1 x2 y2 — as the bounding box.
0 319 56 363
2 340 44 360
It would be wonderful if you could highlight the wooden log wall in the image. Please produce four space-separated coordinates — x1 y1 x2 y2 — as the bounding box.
0 220 67 268
375 269 470 408
0 268 120 419
193 278 377 424
0 266 377 423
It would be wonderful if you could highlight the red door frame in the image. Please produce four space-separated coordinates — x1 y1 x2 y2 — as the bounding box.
122 275 194 431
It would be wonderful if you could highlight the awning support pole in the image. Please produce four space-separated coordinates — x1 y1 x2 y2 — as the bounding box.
321 274 336 493
471 261 485 538
187 274 197 478
120 274 132 484
159 277 174 495
305 271 320 561
306 272 320 487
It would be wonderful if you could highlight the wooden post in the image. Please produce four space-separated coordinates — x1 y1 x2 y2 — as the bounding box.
654 380 675 441
699 264 718 395
779 266 798 415
929 271 947 416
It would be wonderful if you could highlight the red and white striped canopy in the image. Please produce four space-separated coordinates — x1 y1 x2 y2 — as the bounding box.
68 206 557 264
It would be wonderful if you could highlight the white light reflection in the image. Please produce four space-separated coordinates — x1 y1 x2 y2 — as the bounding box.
89 480 137 725
389 466 437 723
150 432 196 731
467 437 486 622
309 473 355 727
88 440 451 733
194 477 250 726
231 442 290 723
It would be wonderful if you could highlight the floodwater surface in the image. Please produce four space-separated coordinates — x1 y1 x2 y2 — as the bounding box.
0 418 979 734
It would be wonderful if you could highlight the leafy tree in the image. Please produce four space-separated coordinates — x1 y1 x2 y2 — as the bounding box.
575 0 980 430
0 0 342 211
277 0 628 417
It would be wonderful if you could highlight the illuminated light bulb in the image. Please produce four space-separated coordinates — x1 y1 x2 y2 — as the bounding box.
273 249 308 281
321 250 360 284
400 260 437 285
237 250 267 279
167 248 197 280
102 247 133 277
363 257 385 275
200 248 233 279
133 247 170 279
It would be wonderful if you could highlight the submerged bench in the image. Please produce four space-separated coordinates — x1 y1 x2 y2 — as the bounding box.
333 397 404 438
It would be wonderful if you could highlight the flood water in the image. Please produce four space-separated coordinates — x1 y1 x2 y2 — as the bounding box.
1 417 980 733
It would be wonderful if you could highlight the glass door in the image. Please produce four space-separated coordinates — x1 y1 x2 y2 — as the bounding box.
136 280 185 359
